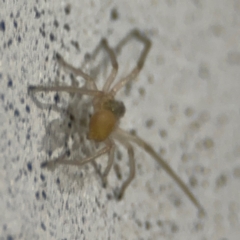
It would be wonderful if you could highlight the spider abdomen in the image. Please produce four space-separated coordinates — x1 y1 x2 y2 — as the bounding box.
88 110 117 142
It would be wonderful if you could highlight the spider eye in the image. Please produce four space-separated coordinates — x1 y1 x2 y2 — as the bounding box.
88 110 117 142
103 100 126 118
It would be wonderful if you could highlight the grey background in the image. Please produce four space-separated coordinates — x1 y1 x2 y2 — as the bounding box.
1 0 240 239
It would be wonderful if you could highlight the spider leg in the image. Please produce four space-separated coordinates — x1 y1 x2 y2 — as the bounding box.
28 70 82 112
41 140 112 169
28 85 103 97
68 72 80 98
114 128 205 216
70 72 79 88
81 38 119 88
110 29 151 96
100 39 118 92
90 141 115 188
101 142 115 186
113 136 135 200
28 90 62 113
41 151 67 169
56 53 98 90
119 142 135 200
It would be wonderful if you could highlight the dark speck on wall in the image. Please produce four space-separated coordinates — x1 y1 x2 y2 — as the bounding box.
71 40 79 50
8 103 13 110
53 19 59 28
7 235 14 240
110 8 119 21
14 109 20 117
63 23 70 31
26 133 30 140
41 222 46 231
45 43 49 49
56 177 60 184
34 7 41 19
13 20 17 28
0 20 6 32
39 27 46 37
64 4 71 15
49 33 55 41
27 162 32 171
40 173 45 181
8 78 13 87
26 105 30 113
8 38 12 47
35 191 40 200
14 109 19 117
42 190 47 199
54 93 60 103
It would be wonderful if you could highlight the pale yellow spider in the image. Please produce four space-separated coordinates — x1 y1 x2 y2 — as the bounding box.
28 29 205 216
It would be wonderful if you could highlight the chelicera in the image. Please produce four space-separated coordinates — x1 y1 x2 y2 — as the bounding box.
28 29 205 215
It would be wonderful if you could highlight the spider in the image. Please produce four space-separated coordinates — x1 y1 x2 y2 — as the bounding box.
28 29 205 216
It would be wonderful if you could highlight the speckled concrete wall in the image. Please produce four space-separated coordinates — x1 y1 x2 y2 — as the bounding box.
1 1 240 240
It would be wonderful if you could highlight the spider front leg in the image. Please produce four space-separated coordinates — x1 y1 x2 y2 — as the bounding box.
81 37 119 90
41 139 113 172
100 39 118 92
28 85 103 97
28 88 63 113
110 29 152 96
55 53 98 90
28 64 82 112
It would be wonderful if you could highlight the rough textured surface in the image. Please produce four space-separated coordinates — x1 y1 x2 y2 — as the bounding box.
1 1 240 239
